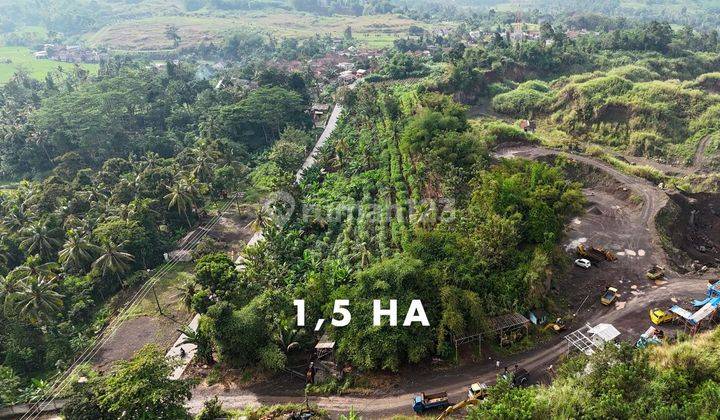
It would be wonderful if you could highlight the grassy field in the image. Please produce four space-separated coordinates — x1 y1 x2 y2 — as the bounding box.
85 11 433 50
125 262 194 319
0 46 99 83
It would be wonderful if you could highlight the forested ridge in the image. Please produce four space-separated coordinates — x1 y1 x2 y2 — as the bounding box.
0 60 316 406
182 84 583 375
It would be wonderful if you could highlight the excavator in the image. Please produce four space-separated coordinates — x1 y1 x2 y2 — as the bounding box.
542 317 566 333
577 244 617 263
436 366 530 419
436 384 487 420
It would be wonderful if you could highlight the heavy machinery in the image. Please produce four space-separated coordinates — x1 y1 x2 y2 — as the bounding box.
636 326 664 348
650 308 676 325
501 365 530 387
578 244 616 263
646 265 665 281
542 317 566 333
467 382 488 399
436 395 482 420
412 391 451 414
436 382 489 420
601 287 618 306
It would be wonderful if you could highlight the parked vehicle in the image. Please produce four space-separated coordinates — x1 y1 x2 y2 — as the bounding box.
574 258 592 269
646 265 665 280
412 391 451 413
577 244 616 263
649 308 675 325
501 365 530 387
601 287 618 306
467 382 488 399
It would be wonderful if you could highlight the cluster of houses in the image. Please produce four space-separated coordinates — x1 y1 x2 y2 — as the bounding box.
336 61 368 84
467 27 595 46
33 44 106 63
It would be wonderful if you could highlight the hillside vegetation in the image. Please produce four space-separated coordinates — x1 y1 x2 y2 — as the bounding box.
186 84 583 373
469 329 720 419
492 59 720 165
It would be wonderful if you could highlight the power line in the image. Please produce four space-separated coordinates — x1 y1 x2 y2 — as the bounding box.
20 196 237 419
22 199 233 418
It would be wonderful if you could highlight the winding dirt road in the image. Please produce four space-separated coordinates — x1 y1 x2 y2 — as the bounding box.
186 145 713 418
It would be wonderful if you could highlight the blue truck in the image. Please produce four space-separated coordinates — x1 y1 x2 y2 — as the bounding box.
412 391 451 414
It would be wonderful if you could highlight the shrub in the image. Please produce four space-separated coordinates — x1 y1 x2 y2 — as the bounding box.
476 121 538 147
492 82 553 117
627 132 668 157
259 345 287 372
195 396 229 420
607 65 660 82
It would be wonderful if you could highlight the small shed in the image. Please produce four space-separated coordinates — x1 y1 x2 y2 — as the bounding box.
587 323 621 345
315 334 336 361
311 103 330 127
489 312 530 346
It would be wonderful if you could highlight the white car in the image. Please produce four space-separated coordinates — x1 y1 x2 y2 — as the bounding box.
575 258 592 269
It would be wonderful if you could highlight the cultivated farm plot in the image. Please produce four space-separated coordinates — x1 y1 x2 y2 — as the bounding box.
85 12 432 51
0 47 99 83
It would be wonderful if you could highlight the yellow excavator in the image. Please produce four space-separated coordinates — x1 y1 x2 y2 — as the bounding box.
542 317 566 333
436 383 487 420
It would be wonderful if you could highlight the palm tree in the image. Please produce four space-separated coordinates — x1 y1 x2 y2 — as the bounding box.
176 325 214 364
58 230 101 272
164 182 195 227
2 205 34 231
410 201 437 231
187 148 218 183
82 184 108 204
12 278 63 325
174 280 197 312
243 205 273 233
9 256 59 285
140 151 160 172
0 275 22 315
92 242 135 286
19 221 61 261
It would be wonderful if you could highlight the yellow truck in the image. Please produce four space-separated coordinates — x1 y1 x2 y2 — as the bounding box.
649 308 675 325
601 287 618 306
646 265 665 281
578 244 616 263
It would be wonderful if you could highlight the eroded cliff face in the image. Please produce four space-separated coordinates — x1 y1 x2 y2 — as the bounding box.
657 191 720 272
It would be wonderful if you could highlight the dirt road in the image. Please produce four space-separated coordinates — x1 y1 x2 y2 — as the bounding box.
186 145 713 418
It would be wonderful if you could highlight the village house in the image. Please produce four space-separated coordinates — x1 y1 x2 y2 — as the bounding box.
310 103 331 128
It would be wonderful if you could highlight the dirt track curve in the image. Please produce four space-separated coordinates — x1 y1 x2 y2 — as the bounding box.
187 145 713 418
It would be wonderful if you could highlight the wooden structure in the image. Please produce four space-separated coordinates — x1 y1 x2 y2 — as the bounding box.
452 331 482 361
489 313 530 346
314 334 335 361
